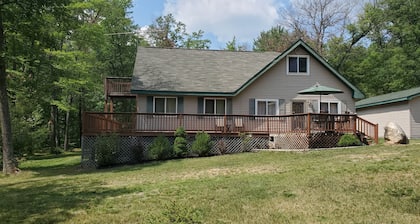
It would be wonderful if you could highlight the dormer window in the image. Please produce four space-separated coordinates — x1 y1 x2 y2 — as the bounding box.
287 55 309 75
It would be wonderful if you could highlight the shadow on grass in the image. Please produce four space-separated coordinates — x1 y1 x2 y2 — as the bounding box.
0 179 141 223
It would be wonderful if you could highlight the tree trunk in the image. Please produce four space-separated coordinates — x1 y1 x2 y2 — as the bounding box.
0 9 17 174
50 105 60 148
63 96 72 151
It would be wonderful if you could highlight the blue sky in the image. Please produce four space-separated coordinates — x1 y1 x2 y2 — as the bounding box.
131 0 288 49
130 0 365 50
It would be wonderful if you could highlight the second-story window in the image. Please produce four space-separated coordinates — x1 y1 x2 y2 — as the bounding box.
288 55 309 75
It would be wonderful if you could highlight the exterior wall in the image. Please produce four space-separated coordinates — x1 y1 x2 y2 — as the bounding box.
357 101 411 138
409 97 420 138
233 46 356 115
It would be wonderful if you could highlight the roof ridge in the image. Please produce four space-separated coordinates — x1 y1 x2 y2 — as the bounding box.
137 46 281 54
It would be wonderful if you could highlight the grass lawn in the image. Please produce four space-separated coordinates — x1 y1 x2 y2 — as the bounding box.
1 142 420 223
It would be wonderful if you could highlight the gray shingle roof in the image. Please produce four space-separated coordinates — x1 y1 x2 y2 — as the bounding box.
131 47 279 95
356 86 420 109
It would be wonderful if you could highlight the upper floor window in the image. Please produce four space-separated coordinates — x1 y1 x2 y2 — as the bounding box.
154 97 177 113
256 99 278 115
288 55 309 75
204 98 226 115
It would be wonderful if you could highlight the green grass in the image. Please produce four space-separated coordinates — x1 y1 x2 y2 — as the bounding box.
1 142 420 223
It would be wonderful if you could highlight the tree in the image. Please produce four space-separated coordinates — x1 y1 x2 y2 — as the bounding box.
0 3 17 174
225 36 248 51
253 25 296 52
281 0 357 54
331 0 420 96
1 0 72 174
147 14 211 49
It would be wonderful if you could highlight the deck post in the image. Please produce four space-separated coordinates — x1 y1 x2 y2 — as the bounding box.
374 123 379 144
307 113 311 135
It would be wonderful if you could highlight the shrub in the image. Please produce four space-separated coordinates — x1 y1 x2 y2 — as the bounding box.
173 127 189 158
337 134 362 147
148 135 173 160
95 134 119 167
132 144 146 163
192 132 212 157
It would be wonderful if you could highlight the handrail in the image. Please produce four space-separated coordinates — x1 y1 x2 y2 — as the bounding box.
82 112 378 144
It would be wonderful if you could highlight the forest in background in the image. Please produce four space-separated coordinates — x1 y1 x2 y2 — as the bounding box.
1 0 419 173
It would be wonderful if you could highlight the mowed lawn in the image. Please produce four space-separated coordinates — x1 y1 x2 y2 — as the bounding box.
1 143 420 223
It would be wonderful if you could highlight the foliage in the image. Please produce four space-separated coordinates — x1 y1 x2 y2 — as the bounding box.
191 132 212 157
132 144 146 163
94 134 119 167
337 134 362 147
148 135 173 160
253 25 296 52
173 127 189 158
147 14 211 49
225 36 248 51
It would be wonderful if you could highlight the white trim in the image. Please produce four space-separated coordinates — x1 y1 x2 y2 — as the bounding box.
255 99 279 115
204 97 227 115
287 55 310 75
153 96 178 113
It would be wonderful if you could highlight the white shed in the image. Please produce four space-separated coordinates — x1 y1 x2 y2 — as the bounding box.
356 87 420 139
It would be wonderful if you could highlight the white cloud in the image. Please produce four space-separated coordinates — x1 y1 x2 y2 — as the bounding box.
163 0 282 45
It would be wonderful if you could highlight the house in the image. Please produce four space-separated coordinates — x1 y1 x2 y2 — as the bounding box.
129 39 364 116
81 39 377 167
356 87 420 139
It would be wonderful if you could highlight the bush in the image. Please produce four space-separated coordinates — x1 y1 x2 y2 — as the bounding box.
132 144 146 163
337 134 362 147
192 132 212 157
173 127 189 158
148 135 173 160
95 134 119 167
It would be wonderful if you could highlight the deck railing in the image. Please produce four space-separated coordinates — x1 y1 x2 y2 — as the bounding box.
105 77 133 97
82 112 378 144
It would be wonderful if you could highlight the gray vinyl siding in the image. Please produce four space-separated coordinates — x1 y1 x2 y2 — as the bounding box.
409 97 420 138
357 101 411 138
232 46 356 115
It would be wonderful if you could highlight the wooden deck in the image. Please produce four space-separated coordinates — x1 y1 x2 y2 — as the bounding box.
105 77 135 98
82 112 379 144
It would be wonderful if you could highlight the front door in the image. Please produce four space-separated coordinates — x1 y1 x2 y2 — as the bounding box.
292 102 305 130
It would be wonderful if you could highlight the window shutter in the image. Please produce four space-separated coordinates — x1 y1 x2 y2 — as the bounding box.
147 96 154 113
278 99 286 115
249 98 255 115
197 97 204 114
178 97 184 113
227 98 233 115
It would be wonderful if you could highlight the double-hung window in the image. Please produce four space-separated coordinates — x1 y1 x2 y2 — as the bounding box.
204 98 226 115
320 102 339 114
288 55 309 75
154 97 177 113
256 99 278 115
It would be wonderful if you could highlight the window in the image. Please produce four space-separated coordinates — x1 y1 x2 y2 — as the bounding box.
256 99 278 115
154 97 177 113
288 56 309 74
204 98 226 115
320 102 339 114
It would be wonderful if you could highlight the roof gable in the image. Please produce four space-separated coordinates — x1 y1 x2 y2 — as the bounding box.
356 86 420 109
131 39 364 99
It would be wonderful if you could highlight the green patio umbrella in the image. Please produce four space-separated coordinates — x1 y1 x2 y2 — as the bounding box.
298 82 343 106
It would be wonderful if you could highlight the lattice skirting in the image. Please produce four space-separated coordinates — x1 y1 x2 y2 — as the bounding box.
81 135 269 168
269 131 344 151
